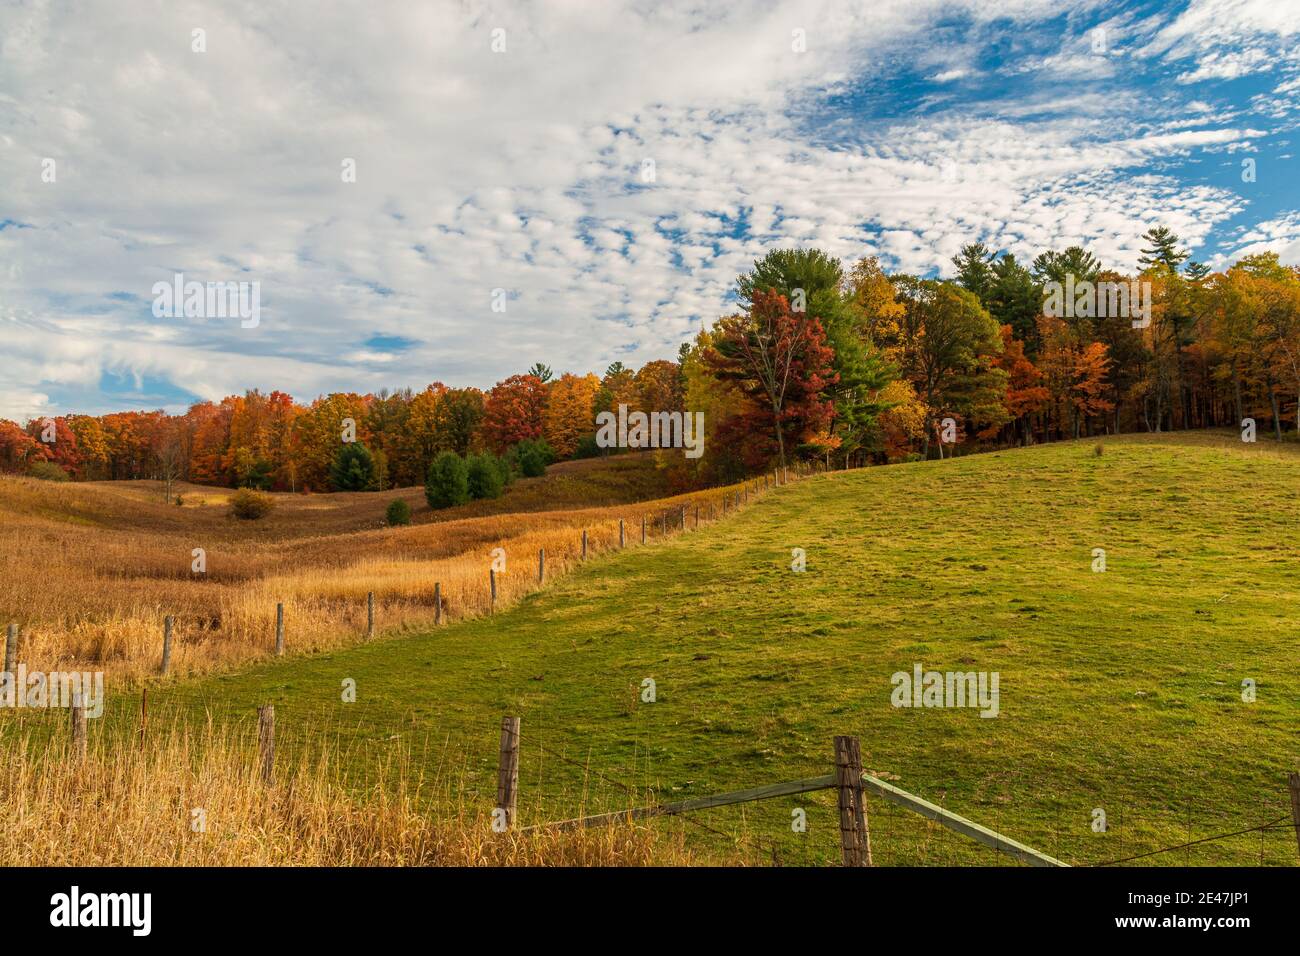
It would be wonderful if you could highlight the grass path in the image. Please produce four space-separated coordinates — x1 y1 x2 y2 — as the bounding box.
104 433 1300 865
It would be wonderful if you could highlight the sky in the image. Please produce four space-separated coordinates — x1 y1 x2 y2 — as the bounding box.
1 0 1298 420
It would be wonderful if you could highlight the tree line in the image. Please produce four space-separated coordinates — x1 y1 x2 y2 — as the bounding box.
3 225 1298 492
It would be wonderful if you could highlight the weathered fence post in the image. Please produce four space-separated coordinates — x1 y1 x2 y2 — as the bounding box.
70 690 87 761
582 530 588 560
434 582 442 625
4 623 16 674
834 735 871 866
490 568 497 610
367 592 374 638
641 515 647 543
274 602 285 656
538 548 545 584
1288 772 1300 859
680 506 686 531
619 519 625 547
496 716 521 831
257 704 275 785
695 504 700 528
160 615 173 674
661 513 667 537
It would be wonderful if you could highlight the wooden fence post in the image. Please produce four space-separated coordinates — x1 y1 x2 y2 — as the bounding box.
661 513 667 537
497 716 521 831
490 568 497 610
367 592 374 638
70 690 87 761
257 704 275 785
4 623 16 674
274 603 285 656
434 582 442 625
619 519 625 547
582 530 588 560
834 735 871 866
160 615 173 674
695 504 700 529
538 548 545 584
641 515 647 543
680 506 686 531
1288 772 1300 859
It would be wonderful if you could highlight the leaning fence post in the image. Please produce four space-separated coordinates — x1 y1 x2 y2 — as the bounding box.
274 603 285 656
582 530 588 560
4 623 16 674
496 715 521 831
434 582 442 625
538 548 545 584
257 704 275 785
1288 772 1300 859
160 615 173 674
70 691 87 761
834 735 871 866
367 592 374 638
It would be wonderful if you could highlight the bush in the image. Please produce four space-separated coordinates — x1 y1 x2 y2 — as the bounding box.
27 461 70 482
425 452 469 509
466 453 505 500
229 488 275 520
385 498 411 526
493 453 513 490
330 442 376 491
573 434 600 459
511 438 554 478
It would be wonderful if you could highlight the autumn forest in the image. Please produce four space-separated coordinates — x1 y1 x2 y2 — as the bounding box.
5 226 1298 495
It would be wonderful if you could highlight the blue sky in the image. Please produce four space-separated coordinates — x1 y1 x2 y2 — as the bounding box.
1 0 1297 420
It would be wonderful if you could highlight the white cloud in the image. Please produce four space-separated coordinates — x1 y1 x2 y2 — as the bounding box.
0 0 1290 419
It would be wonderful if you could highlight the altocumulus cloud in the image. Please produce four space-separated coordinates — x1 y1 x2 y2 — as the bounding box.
0 0 1296 419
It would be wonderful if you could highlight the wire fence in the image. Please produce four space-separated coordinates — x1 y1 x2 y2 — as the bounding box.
4 686 1294 867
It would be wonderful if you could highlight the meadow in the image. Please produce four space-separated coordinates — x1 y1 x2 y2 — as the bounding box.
0 452 759 682
4 431 1299 865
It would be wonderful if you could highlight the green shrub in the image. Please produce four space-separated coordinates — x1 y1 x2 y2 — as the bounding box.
573 434 600 459
385 498 412 526
493 453 513 489
511 438 554 478
330 442 376 491
229 488 275 520
27 461 70 482
466 453 505 500
425 452 469 509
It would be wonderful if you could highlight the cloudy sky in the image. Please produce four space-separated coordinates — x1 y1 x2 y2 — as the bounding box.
2 0 1298 420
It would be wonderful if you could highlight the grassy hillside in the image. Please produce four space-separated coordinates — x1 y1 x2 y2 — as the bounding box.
19 432 1300 865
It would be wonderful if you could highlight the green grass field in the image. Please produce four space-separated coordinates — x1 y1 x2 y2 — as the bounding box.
84 432 1300 865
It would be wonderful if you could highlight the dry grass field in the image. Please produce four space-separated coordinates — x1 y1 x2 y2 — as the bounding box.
0 453 776 683
0 717 712 866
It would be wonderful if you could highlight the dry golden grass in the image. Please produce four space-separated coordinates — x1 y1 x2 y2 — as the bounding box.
0 718 711 866
0 455 789 682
